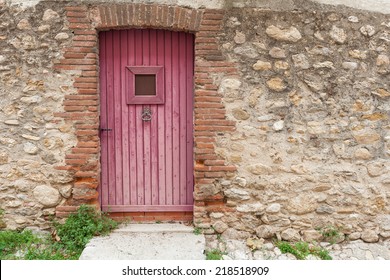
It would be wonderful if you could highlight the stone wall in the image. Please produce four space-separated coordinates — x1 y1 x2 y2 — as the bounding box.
0 0 389 243
209 7 390 242
0 1 77 230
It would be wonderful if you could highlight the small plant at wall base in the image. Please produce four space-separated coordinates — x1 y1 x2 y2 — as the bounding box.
0 205 118 260
276 241 332 260
318 225 343 244
205 249 225 260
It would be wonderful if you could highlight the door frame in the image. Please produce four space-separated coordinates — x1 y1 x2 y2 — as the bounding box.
55 4 237 223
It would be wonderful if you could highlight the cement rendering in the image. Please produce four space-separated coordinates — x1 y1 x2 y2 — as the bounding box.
79 223 206 260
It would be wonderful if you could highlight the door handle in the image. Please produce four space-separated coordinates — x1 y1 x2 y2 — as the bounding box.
141 107 152 121
100 128 112 132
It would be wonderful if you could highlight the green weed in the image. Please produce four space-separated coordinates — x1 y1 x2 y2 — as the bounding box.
205 249 225 260
54 205 118 255
0 205 117 260
276 241 332 260
193 227 202 235
319 225 342 244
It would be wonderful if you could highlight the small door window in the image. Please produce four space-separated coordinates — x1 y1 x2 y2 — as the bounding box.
135 74 156 96
126 66 164 104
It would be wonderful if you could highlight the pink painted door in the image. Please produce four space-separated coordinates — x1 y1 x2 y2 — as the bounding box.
99 29 194 212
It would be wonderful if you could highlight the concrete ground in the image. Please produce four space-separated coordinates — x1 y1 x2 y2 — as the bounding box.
79 223 205 260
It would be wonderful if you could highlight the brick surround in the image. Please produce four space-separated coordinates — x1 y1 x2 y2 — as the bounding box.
54 3 237 224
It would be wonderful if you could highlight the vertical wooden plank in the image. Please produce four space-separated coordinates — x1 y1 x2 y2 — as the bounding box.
164 30 173 205
150 29 159 205
142 30 152 205
135 29 145 205
172 31 181 205
157 30 166 206
113 30 123 206
186 33 194 205
99 31 109 207
179 32 187 205
120 30 130 206
128 29 138 205
105 31 117 206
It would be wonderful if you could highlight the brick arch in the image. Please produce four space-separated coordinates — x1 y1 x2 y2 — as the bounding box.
55 3 238 227
92 4 203 32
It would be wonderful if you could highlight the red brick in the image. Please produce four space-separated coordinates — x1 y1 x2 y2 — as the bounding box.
73 82 98 88
82 71 98 77
55 64 97 71
199 25 221 31
71 148 99 154
76 130 99 136
194 102 225 108
77 89 98 94
64 100 98 106
69 23 92 29
72 41 97 47
66 154 89 159
64 47 96 53
65 158 87 165
74 30 97 35
65 6 88 12
64 52 87 59
75 171 98 177
195 120 234 126
73 35 97 41
74 77 98 83
76 141 99 148
195 96 222 102
66 11 87 17
67 17 89 23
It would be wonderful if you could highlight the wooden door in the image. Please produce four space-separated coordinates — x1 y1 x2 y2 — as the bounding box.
99 29 194 212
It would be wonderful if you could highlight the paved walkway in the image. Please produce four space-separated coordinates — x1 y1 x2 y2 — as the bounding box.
79 223 205 260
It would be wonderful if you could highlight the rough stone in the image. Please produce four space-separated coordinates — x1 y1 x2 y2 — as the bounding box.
265 25 302 42
237 202 265 213
219 77 242 93
4 120 19 125
292 53 310 69
342 61 358 70
232 108 250 120
361 230 379 243
246 238 264 250
55 32 69 41
42 9 59 21
213 221 229 233
281 228 300 241
33 185 61 207
372 89 390 98
252 60 272 71
302 230 322 242
255 225 276 239
59 185 72 198
234 30 246 44
269 47 287 58
224 188 250 200
348 16 359 23
354 148 372 160
17 19 31 30
360 25 376 37
247 164 271 175
367 161 386 177
23 142 39 155
376 54 389 66
266 77 287 92
272 120 284 131
233 45 258 58
330 25 347 43
265 203 281 213
21 134 40 141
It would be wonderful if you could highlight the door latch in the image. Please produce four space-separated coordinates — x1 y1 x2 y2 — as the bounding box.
141 107 152 121
100 128 112 132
